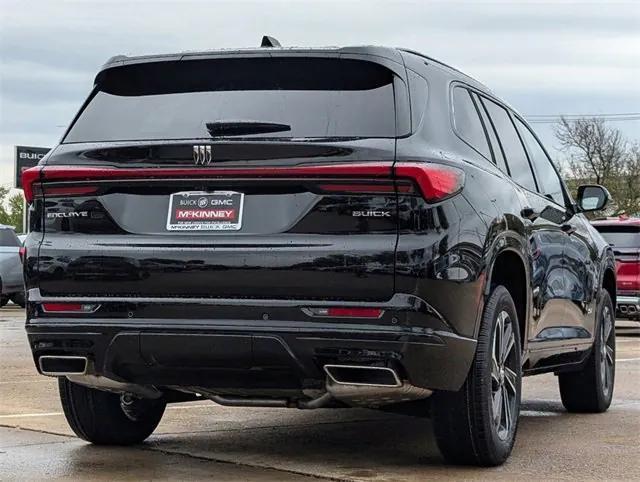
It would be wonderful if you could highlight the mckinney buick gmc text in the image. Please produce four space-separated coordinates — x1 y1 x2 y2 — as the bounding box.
22 41 617 466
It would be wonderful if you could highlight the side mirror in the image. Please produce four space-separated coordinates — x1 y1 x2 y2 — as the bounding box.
576 184 610 212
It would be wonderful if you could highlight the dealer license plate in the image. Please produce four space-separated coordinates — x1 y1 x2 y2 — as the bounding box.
166 191 244 231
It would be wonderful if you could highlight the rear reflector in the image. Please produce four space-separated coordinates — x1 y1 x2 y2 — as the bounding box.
41 303 99 313
22 162 464 203
304 307 384 319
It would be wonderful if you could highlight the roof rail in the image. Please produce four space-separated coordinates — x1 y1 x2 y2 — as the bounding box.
398 48 490 90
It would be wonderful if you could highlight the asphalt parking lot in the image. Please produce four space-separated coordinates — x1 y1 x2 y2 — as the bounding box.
1 304 638 481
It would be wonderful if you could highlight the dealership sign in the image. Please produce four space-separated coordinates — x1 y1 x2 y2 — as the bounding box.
15 146 50 189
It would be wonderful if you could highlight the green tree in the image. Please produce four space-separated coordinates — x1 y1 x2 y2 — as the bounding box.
0 187 25 232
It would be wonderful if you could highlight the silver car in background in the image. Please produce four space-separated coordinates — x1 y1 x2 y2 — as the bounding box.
0 225 24 307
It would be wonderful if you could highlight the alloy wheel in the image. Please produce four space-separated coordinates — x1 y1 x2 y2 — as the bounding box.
491 310 518 441
599 305 615 397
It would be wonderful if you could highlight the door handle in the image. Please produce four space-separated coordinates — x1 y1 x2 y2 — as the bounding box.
521 207 539 221
561 223 576 235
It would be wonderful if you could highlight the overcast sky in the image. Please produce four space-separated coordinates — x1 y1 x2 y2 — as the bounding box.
1 0 639 190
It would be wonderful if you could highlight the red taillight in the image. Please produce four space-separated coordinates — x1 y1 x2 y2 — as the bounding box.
22 162 464 203
18 246 26 264
41 303 99 313
22 167 41 203
395 163 465 202
304 307 384 319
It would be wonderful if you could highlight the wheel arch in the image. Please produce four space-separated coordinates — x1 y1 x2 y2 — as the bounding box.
484 245 529 352
601 266 616 309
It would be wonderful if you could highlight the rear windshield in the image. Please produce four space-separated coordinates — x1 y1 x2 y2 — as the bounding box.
595 225 640 249
0 229 20 247
64 58 397 142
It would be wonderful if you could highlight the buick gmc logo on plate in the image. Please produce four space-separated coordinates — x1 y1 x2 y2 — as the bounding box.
166 191 244 231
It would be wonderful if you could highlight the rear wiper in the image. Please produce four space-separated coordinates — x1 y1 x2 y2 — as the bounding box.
205 121 291 137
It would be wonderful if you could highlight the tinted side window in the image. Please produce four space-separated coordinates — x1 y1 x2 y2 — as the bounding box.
452 87 491 160
514 117 564 205
481 97 537 192
471 92 509 174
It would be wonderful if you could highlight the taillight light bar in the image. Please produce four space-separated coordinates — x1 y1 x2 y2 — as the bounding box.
316 181 414 194
22 162 464 203
36 185 100 197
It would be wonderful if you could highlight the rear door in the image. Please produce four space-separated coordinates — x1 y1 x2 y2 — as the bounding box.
478 96 569 343
32 56 407 302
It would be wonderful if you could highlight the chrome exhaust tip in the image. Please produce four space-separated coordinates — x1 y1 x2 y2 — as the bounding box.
619 305 629 314
38 355 88 376
323 364 401 387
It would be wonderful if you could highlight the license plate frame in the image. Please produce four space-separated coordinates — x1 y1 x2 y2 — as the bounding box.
166 191 244 231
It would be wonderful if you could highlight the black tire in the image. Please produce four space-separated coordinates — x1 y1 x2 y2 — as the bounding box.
58 377 166 445
558 289 615 413
0 295 8 307
10 291 25 308
432 285 522 466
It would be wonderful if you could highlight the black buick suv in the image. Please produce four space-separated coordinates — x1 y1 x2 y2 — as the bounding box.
23 42 617 466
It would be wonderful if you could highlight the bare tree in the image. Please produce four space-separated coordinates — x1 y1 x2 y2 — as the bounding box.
555 117 639 216
555 117 627 185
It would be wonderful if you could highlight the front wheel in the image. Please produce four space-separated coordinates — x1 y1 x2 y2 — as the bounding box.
432 285 522 466
58 377 166 445
558 289 615 413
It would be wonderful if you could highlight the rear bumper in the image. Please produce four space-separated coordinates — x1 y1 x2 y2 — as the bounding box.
26 317 476 393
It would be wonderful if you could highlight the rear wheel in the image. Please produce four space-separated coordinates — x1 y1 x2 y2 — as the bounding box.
58 377 166 445
432 285 522 466
0 295 8 307
558 289 615 413
10 292 25 308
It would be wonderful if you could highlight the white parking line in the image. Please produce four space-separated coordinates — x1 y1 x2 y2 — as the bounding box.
0 412 62 418
617 357 640 362
0 403 214 419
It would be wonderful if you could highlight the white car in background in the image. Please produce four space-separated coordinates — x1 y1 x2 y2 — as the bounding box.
0 225 25 307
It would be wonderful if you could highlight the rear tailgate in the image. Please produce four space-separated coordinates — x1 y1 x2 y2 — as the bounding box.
27 55 410 303
31 142 400 301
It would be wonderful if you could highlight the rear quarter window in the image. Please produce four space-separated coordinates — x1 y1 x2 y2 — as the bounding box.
451 86 491 161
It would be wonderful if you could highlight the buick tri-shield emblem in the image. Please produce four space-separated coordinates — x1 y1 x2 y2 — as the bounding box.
193 145 212 165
